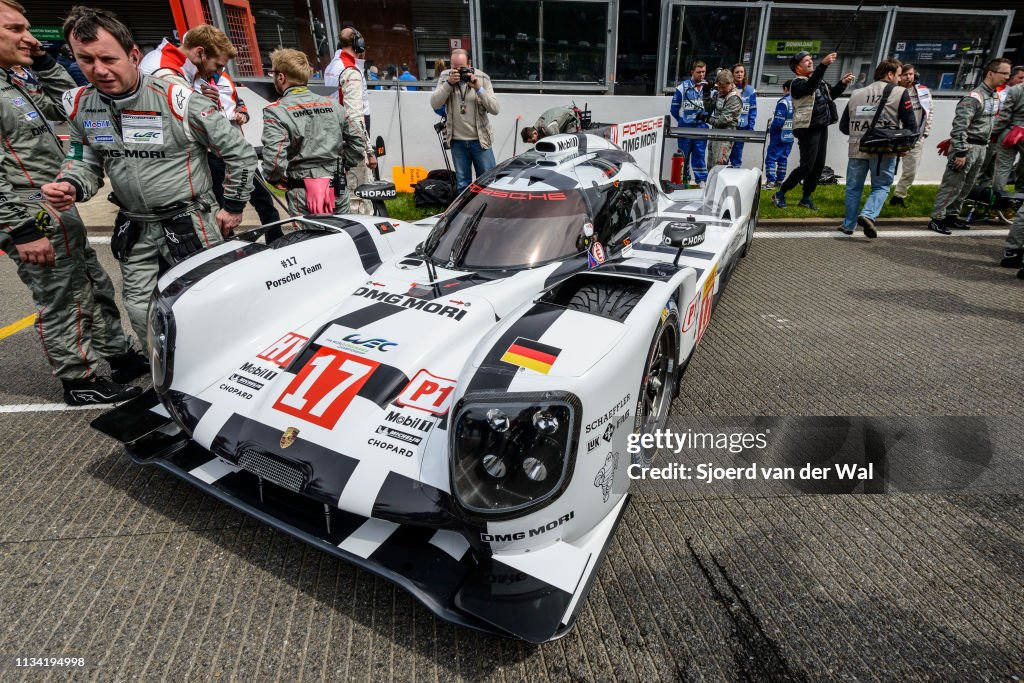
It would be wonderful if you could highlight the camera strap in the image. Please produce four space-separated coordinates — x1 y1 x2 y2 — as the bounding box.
456 83 469 115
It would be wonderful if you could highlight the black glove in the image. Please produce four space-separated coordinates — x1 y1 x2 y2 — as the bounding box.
161 210 203 262
696 111 711 123
111 211 142 262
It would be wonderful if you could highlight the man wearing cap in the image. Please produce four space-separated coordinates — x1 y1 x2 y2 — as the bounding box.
771 51 854 210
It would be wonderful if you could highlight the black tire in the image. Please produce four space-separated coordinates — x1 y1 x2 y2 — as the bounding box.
566 283 644 323
632 312 679 468
269 228 324 249
740 180 760 258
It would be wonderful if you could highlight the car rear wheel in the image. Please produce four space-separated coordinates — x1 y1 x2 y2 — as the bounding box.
633 312 678 467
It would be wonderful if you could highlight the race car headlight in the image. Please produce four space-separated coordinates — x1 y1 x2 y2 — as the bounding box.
146 298 175 393
451 393 580 517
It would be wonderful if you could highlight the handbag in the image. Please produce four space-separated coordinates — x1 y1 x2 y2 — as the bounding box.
858 83 920 155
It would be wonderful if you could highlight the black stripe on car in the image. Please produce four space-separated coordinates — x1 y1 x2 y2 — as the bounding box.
372 471 459 528
162 243 267 305
465 303 565 394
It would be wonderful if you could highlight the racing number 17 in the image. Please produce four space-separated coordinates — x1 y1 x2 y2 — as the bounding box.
273 348 378 429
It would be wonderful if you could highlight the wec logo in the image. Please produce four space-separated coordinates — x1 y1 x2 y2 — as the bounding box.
342 333 397 352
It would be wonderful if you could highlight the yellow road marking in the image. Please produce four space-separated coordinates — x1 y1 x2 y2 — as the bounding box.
0 313 36 340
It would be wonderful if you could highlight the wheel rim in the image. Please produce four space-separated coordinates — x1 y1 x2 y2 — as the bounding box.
640 325 674 434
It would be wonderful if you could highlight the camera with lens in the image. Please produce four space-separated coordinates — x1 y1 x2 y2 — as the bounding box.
458 66 475 83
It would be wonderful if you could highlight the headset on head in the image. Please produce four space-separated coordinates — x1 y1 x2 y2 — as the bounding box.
350 28 365 55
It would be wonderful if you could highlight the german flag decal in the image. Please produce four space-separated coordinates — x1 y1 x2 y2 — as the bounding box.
500 337 561 374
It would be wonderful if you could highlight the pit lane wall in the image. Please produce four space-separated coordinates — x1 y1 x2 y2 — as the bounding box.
237 87 960 184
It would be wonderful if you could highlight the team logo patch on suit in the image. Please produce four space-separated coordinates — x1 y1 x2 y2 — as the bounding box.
280 426 300 449
11 96 24 107
501 337 561 374
121 112 164 145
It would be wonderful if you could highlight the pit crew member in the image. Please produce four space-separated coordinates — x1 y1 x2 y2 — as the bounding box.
261 48 365 216
928 58 1009 235
889 64 932 207
728 63 757 167
520 105 580 144
326 27 376 215
993 82 1024 267
669 60 709 186
42 7 257 344
0 0 145 405
764 80 794 189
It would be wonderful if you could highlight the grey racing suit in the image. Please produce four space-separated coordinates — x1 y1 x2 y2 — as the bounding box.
0 54 135 381
261 85 365 216
57 72 256 342
534 106 580 137
992 84 1024 194
931 82 1000 221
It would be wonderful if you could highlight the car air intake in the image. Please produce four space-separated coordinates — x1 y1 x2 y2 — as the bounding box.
238 448 306 493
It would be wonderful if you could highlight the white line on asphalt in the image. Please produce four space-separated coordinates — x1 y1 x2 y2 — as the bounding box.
754 229 1007 239
0 403 100 414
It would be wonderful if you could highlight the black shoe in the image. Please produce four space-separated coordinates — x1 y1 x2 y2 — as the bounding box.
1000 249 1023 268
772 191 787 208
857 215 877 239
1018 267 1024 280
837 225 854 235
889 196 906 207
63 375 143 406
944 215 969 230
928 220 952 235
798 197 819 211
108 349 150 383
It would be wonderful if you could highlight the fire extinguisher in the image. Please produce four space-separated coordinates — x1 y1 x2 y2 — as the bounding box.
671 151 687 186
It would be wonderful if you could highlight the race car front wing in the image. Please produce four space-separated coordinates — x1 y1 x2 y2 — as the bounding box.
92 389 628 643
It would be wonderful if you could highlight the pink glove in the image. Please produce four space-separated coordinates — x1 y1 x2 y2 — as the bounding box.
1003 125 1024 149
303 177 335 214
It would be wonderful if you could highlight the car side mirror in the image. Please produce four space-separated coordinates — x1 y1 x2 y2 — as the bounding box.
663 219 706 265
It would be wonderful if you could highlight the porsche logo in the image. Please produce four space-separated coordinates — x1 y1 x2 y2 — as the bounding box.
280 427 300 449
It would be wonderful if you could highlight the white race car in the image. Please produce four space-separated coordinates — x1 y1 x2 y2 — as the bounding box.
94 120 761 642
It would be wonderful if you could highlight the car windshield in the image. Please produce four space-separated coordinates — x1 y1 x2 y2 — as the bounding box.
424 184 592 270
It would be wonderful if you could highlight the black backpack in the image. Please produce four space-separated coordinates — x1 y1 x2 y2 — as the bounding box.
414 170 456 209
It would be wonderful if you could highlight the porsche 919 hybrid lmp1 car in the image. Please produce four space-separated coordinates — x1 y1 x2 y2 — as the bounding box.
94 118 762 643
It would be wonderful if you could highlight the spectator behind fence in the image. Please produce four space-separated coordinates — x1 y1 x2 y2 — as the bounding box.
702 69 742 168
772 51 854 210
889 64 932 207
669 61 709 187
928 58 1010 235
399 63 417 91
729 63 757 167
838 59 917 238
429 48 499 191
765 80 794 189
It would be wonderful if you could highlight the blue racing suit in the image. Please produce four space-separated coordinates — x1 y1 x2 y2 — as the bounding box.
669 78 709 182
729 83 758 167
765 94 794 183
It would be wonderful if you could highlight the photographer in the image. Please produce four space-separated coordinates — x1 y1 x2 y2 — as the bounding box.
771 51 854 210
429 48 499 192
838 59 917 238
521 105 580 144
